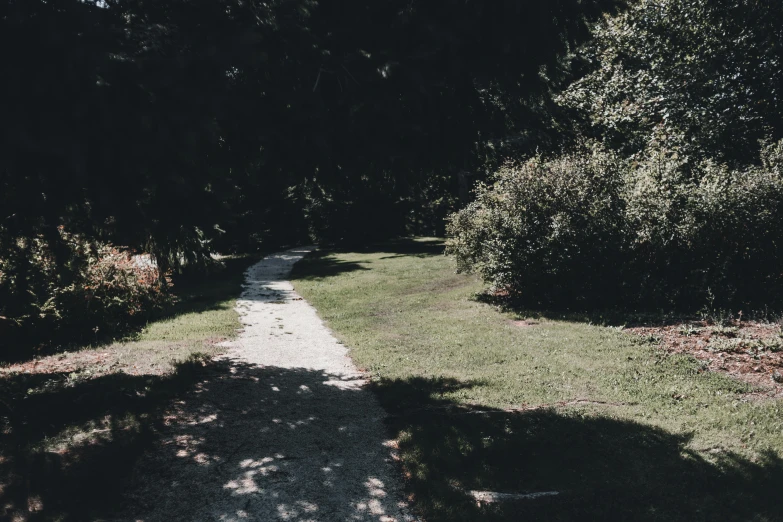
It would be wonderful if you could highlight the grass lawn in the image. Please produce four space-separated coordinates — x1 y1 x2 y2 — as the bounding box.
291 238 783 522
0 255 259 521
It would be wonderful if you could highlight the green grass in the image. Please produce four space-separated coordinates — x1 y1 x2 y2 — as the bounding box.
292 238 783 522
87 255 260 372
0 255 258 521
143 257 255 342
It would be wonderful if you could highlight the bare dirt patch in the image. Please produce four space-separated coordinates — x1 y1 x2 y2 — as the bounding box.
626 321 783 397
0 337 227 382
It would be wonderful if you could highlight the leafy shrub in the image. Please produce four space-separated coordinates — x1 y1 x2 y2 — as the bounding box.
624 144 783 309
447 140 783 311
0 229 171 354
447 146 628 307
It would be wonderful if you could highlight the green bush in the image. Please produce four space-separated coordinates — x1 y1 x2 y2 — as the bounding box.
624 144 783 309
446 141 783 311
447 147 628 307
0 230 171 354
558 0 783 164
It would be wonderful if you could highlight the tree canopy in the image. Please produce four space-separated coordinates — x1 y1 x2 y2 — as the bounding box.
558 0 783 164
2 0 621 252
1 0 623 347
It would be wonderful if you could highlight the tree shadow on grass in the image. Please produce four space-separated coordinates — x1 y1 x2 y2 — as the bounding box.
3 359 782 521
371 238 445 259
290 238 445 282
0 356 211 521
374 376 783 522
471 291 724 329
289 251 372 281
329 237 446 258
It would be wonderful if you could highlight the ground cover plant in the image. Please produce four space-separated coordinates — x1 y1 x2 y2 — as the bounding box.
0 255 257 521
0 231 173 358
292 239 783 522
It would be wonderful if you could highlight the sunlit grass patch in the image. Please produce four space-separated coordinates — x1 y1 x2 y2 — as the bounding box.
292 238 783 522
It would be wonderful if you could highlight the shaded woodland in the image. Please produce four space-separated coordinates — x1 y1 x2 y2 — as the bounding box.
4 0 783 345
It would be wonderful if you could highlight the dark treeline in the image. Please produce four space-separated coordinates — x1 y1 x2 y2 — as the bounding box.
2 0 619 254
1 0 620 348
8 0 781 346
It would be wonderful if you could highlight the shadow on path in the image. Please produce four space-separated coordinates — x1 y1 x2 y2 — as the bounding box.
1 358 409 521
4 358 782 521
116 360 411 521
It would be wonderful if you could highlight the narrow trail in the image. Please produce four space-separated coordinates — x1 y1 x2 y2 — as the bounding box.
119 247 416 522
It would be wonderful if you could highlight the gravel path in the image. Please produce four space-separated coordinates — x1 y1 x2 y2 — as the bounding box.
120 247 416 522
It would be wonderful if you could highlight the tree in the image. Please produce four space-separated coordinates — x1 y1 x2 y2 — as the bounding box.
1 0 623 348
558 0 783 165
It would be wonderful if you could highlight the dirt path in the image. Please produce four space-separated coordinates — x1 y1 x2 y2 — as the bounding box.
119 247 416 522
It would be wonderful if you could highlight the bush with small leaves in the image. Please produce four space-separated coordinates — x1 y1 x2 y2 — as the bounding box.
0 229 171 354
446 145 628 307
447 139 783 311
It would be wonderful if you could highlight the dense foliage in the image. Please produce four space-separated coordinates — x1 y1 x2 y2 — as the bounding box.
0 230 169 353
447 141 783 311
558 0 783 164
1 0 620 350
1 0 619 255
6 0 783 342
448 0 783 312
447 148 627 307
